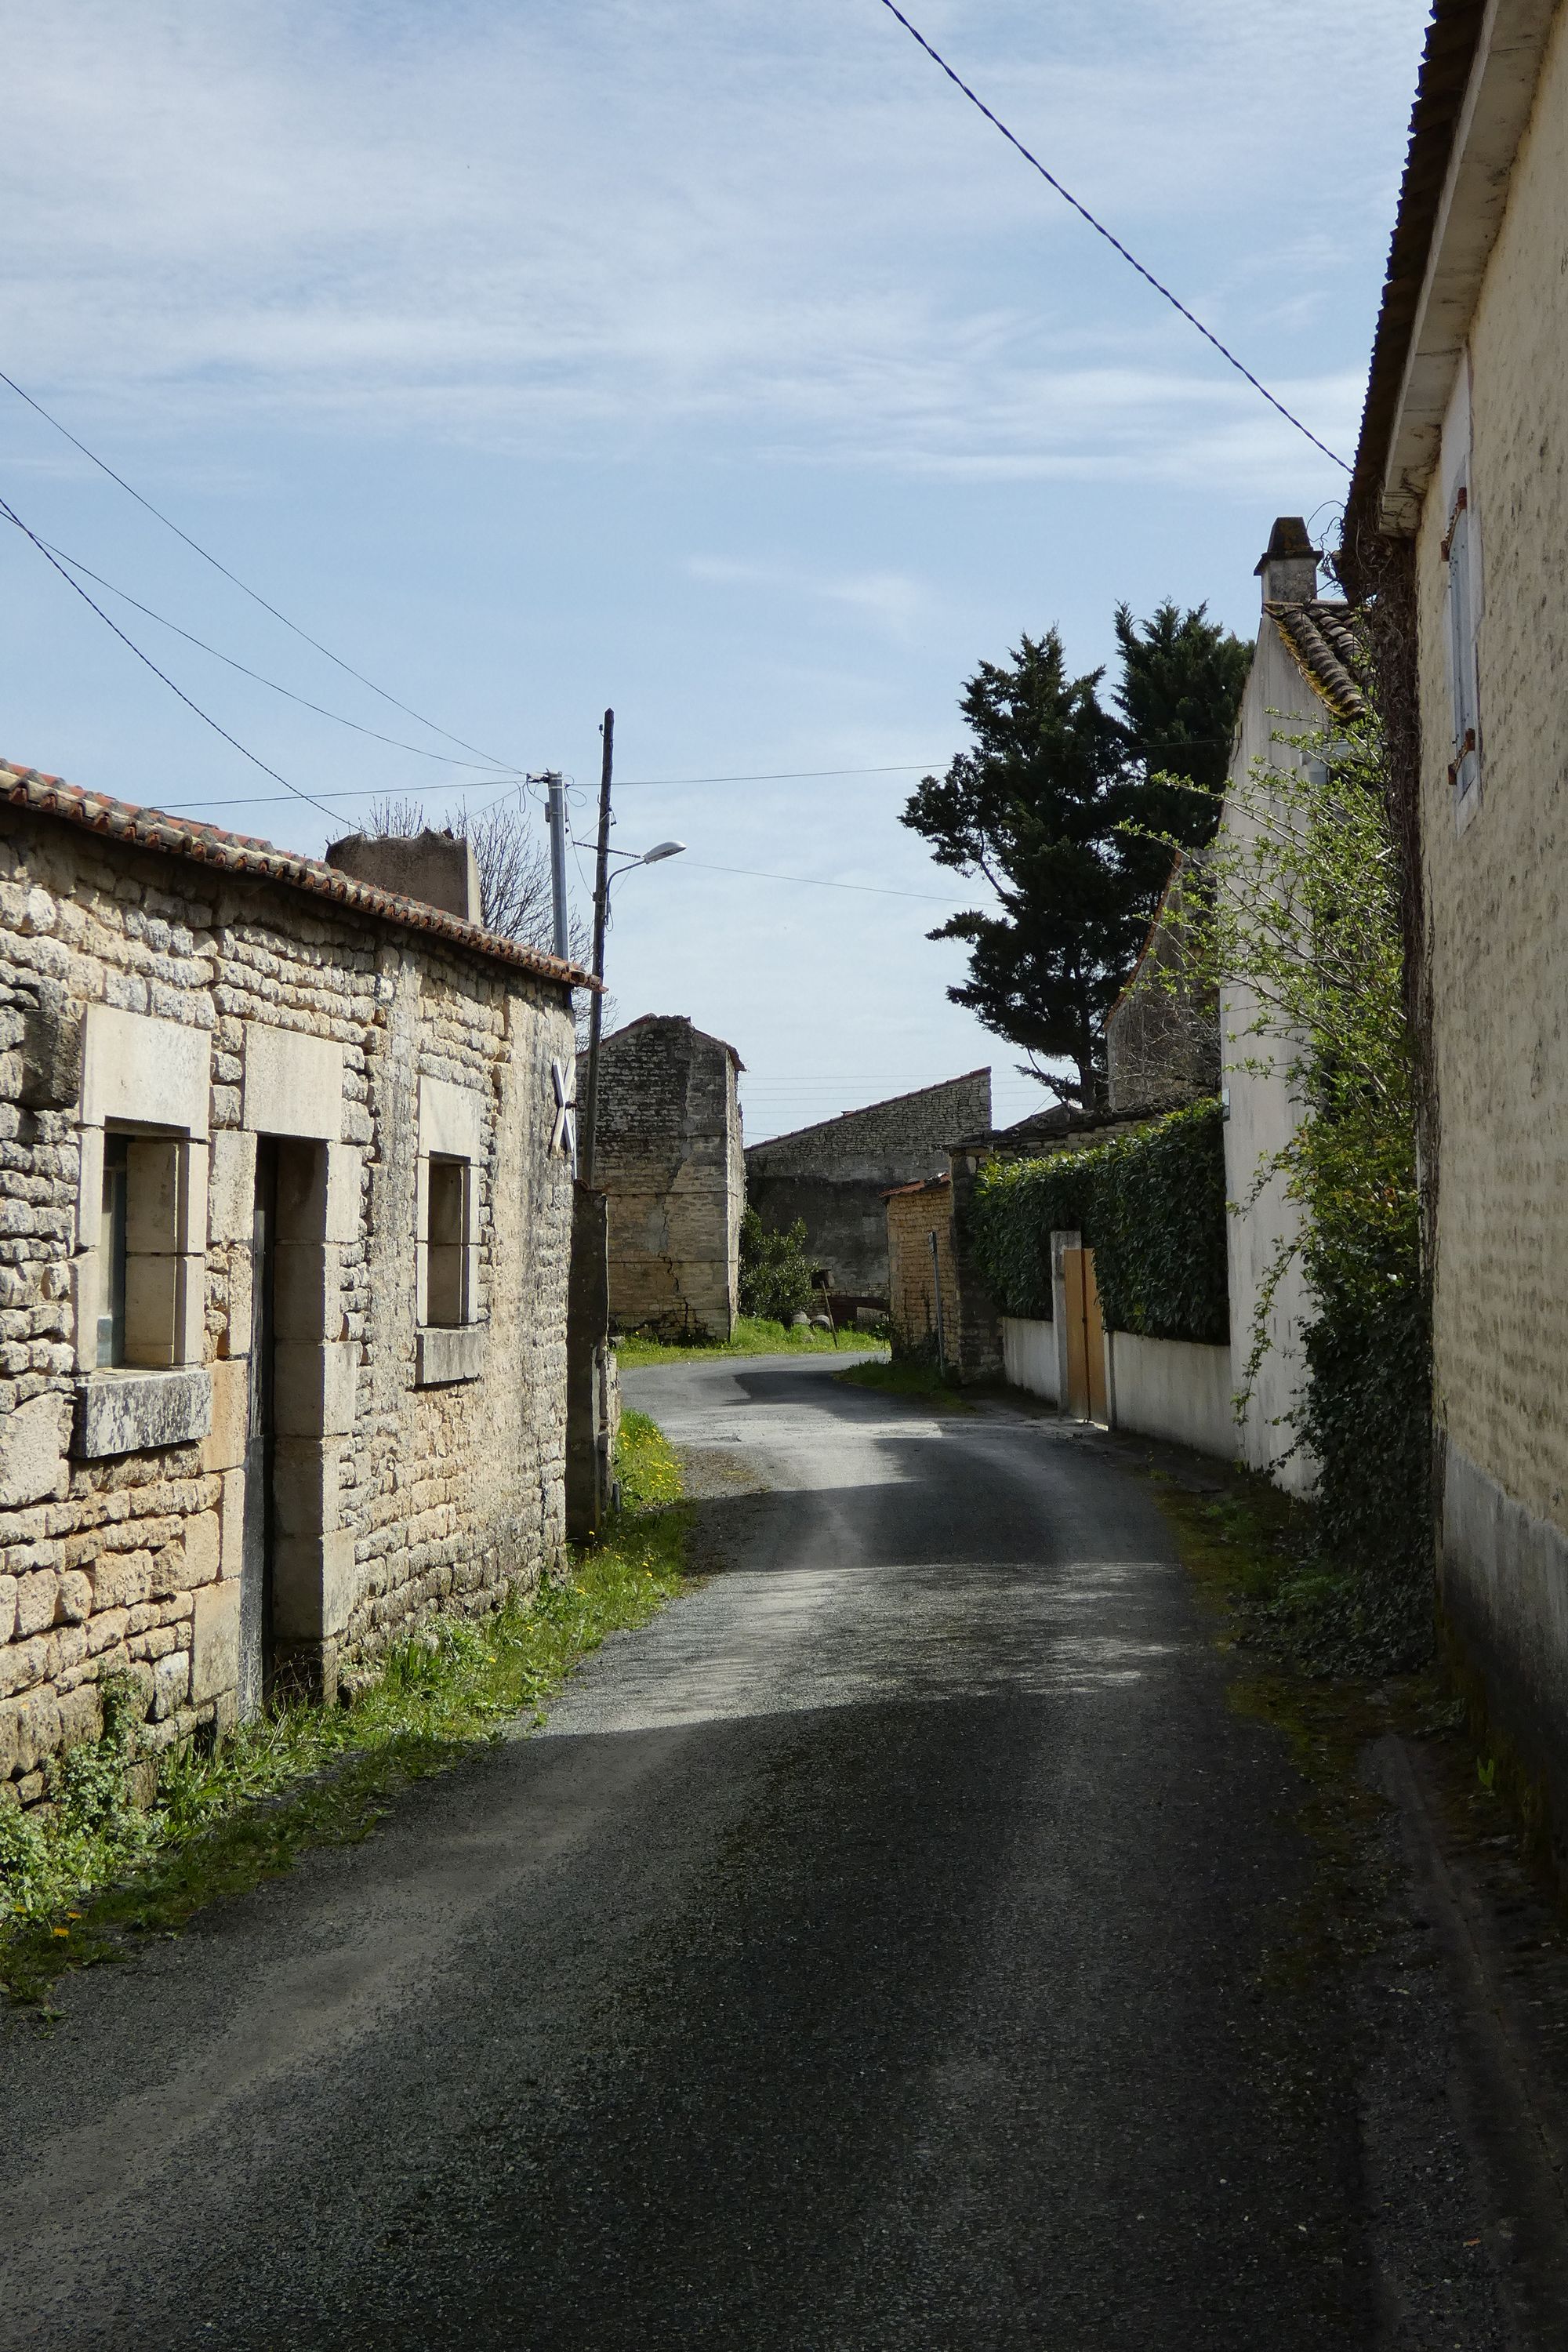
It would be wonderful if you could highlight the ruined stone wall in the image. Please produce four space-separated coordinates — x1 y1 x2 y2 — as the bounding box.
885 1182 960 1362
0 800 575 1807
590 1016 742 1338
746 1069 990 1298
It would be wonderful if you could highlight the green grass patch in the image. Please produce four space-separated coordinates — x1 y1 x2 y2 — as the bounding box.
615 1313 888 1369
833 1357 975 1410
0 1426 688 2009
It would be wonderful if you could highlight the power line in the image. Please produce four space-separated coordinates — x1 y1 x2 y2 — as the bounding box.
679 856 984 904
33 534 521 777
874 0 1351 474
0 493 341 826
0 367 522 766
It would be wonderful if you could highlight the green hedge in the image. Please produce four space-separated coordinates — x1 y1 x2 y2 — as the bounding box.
967 1099 1229 1345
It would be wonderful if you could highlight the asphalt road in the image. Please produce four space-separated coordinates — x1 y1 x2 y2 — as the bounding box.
0 1356 1514 2348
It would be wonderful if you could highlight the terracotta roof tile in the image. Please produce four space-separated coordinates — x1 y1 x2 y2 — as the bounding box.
1265 599 1368 723
0 759 592 989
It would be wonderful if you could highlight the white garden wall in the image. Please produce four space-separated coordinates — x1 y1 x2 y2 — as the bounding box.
1107 1333 1236 1461
1003 1316 1237 1461
1001 1316 1058 1403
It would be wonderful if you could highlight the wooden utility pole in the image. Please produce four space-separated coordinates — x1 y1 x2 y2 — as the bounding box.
580 709 614 1189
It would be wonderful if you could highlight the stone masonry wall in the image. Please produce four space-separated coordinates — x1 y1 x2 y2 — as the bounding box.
0 799 575 1807
1419 1 1568 1537
885 1181 960 1362
746 1070 990 1298
1411 5 1568 1830
590 1016 742 1338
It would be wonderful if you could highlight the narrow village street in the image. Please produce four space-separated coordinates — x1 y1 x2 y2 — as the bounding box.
0 1357 1534 2350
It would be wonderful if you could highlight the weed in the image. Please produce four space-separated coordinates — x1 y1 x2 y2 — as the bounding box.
0 1425 688 2008
615 1316 887 1370
833 1358 975 1410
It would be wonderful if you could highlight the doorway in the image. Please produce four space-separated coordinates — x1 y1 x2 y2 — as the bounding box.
238 1137 278 1717
1062 1246 1109 1424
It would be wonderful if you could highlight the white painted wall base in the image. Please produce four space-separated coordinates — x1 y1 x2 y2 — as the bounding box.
1003 1316 1237 1460
1108 1332 1236 1460
1002 1316 1058 1403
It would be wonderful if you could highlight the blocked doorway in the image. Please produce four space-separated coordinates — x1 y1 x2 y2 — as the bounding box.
238 1135 332 1716
238 1138 278 1718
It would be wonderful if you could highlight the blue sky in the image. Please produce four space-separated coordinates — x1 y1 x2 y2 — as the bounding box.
1 0 1430 1137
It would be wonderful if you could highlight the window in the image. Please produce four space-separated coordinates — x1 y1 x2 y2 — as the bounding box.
426 1154 468 1327
96 1126 187 1369
1443 476 1482 811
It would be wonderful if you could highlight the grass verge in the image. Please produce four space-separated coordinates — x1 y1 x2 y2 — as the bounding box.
833 1356 975 1410
1148 1457 1458 1980
615 1314 888 1370
0 1416 688 2009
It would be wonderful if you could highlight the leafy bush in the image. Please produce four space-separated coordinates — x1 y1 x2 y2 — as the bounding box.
1145 687 1432 1663
968 1099 1229 1345
738 1207 815 1325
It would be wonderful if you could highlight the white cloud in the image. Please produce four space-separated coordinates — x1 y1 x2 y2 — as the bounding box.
0 0 1429 487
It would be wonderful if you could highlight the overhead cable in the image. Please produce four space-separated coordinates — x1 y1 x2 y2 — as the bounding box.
35 535 520 775
874 0 1351 474
0 368 522 766
0 493 341 826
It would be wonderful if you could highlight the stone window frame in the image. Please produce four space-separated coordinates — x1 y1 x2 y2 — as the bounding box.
73 1007 212 1458
415 1075 487 1388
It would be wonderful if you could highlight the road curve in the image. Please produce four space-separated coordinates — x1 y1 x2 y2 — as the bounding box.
0 1355 1501 2347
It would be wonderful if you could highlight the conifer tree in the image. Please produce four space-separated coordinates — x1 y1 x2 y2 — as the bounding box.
902 605 1249 1107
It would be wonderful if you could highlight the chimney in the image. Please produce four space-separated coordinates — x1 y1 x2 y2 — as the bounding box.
325 828 484 925
1254 515 1318 606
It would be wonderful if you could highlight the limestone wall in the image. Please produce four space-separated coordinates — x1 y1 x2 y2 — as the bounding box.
885 1180 960 1363
746 1070 989 1298
1410 6 1568 1808
0 796 575 1806
590 1016 742 1338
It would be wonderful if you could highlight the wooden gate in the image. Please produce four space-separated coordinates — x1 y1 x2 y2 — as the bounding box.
1062 1247 1109 1424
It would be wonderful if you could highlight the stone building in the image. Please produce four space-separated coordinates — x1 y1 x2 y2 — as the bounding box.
746 1069 991 1299
1343 0 1568 1831
588 1015 744 1339
0 761 583 1806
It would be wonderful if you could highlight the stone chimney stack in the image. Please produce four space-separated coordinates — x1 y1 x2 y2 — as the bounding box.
1254 515 1318 606
325 829 484 925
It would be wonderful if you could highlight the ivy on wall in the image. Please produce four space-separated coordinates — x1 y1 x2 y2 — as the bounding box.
968 1100 1229 1345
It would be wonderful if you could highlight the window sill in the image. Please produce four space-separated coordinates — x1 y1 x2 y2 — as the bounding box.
416 1323 487 1388
74 1366 212 1460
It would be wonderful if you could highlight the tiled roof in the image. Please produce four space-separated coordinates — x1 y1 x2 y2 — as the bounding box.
1265 600 1368 723
0 759 591 989
881 1175 951 1200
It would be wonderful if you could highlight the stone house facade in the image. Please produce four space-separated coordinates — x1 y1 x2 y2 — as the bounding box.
746 1069 990 1300
884 1177 960 1363
1344 0 1568 1828
588 1015 744 1339
0 761 583 1807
